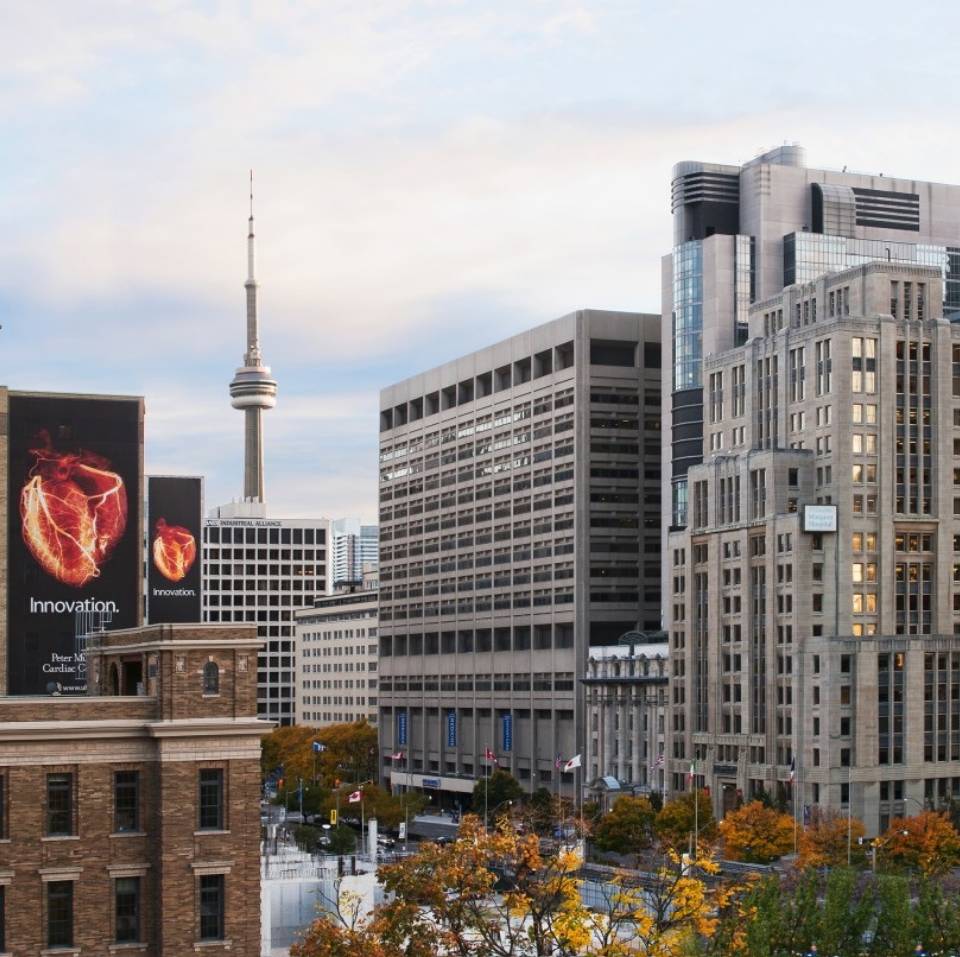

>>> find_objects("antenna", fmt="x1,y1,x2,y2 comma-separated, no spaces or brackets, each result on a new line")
249,169,254,220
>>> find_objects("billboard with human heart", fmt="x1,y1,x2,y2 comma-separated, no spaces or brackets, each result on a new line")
7,392,143,694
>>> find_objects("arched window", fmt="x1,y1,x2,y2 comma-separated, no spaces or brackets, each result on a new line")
203,661,220,695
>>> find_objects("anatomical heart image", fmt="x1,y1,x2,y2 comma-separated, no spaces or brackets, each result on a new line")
19,431,129,587
152,518,197,582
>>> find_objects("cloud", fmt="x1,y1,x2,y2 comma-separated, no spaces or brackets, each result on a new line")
6,2,960,523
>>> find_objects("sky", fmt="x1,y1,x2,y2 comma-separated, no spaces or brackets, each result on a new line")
4,0,960,522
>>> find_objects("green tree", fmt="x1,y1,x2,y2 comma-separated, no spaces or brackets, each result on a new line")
593,795,656,859
472,768,523,822
654,790,716,851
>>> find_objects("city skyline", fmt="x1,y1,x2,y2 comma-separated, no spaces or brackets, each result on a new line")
5,2,960,520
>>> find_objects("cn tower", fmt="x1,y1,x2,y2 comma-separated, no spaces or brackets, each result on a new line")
229,172,278,503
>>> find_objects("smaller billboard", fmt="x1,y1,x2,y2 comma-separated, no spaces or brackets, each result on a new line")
803,504,838,533
147,476,203,623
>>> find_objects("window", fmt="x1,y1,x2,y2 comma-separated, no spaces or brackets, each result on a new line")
203,661,220,695
0,773,5,839
199,874,225,940
115,877,141,943
47,880,74,947
46,773,73,836
199,769,224,830
114,770,140,833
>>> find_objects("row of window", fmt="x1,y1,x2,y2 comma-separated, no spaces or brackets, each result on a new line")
0,767,228,839
0,873,226,948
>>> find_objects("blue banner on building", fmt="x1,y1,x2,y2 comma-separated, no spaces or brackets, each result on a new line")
503,714,512,752
398,711,408,746
447,710,457,747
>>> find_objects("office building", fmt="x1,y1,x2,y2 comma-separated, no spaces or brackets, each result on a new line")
0,621,264,953
668,259,960,831
584,631,668,804
202,511,328,725
377,309,661,799
663,146,960,827
295,582,379,727
330,518,379,589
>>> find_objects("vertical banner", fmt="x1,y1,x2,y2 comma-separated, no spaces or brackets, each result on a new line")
7,393,143,694
447,710,457,748
502,713,513,752
147,476,203,623
398,711,408,746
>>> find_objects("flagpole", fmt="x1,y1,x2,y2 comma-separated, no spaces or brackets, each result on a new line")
485,746,490,832
693,760,698,862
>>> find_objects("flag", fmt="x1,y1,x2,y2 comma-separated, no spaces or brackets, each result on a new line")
650,753,664,771
563,754,581,773
484,747,498,764
554,753,563,769
789,757,796,783
688,760,696,784
348,789,362,803
312,741,326,753
391,751,405,761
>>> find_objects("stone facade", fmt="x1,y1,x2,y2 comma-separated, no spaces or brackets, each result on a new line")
583,635,668,801
0,622,265,955
667,261,960,832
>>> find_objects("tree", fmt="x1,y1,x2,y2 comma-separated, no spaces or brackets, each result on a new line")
593,795,656,859
261,724,321,785
472,768,523,822
654,790,716,851
797,808,866,869
878,810,960,876
314,720,378,787
291,813,731,957
719,801,794,864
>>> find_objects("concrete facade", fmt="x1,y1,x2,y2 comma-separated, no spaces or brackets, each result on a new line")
202,511,329,726
377,309,660,798
295,584,379,727
0,622,265,955
668,261,960,832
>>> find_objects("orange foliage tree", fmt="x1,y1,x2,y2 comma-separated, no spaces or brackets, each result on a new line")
719,801,794,864
797,808,866,869
878,810,960,876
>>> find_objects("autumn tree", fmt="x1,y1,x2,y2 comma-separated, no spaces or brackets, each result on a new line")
291,813,731,957
878,810,960,876
797,808,866,869
593,795,656,860
314,720,378,787
261,724,321,786
719,801,794,864
654,790,717,851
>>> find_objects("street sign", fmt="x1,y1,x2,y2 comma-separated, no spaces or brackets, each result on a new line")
330,809,338,826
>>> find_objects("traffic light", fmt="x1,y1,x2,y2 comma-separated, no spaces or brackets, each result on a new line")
278,778,285,790
330,809,338,826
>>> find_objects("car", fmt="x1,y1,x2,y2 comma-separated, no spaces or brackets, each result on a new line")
377,835,396,848
434,836,454,846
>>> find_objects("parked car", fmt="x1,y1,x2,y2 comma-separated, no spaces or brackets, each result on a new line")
377,835,396,848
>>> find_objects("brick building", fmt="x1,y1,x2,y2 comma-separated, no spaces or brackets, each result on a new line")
0,622,265,954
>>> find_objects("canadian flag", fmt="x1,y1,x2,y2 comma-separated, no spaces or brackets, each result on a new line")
484,747,498,764
391,751,405,761
348,790,362,804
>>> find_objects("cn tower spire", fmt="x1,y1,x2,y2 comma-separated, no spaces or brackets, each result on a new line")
229,170,278,503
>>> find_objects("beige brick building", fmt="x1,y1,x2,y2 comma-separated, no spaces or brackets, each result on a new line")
668,261,960,833
0,622,265,954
